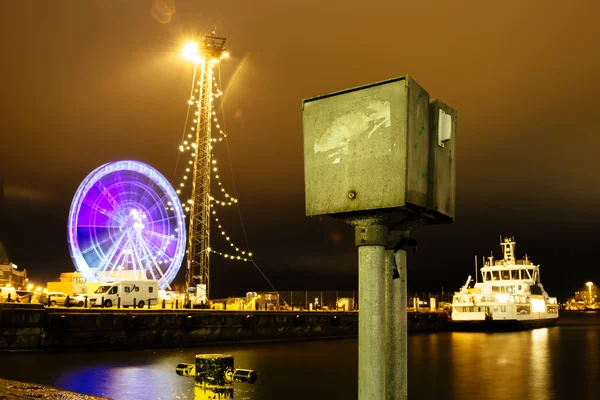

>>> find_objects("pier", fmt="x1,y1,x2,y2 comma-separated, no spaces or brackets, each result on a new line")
0,303,449,352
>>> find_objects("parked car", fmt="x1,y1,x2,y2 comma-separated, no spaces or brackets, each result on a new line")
69,294,88,307
39,291,69,306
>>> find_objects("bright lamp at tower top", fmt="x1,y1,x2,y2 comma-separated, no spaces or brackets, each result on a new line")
182,35,228,65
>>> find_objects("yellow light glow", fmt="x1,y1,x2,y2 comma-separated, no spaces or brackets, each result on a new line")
27,284,33,290
222,51,230,59
182,42,198,61
531,298,545,313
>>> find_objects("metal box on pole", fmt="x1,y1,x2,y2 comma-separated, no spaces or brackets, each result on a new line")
303,76,431,217
427,99,457,222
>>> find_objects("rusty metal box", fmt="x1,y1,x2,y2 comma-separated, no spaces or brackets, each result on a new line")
302,76,430,216
427,100,457,222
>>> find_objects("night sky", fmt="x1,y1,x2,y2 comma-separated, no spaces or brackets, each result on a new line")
1,0,599,300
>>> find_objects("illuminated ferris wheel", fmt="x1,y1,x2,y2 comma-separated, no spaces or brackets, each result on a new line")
67,160,186,289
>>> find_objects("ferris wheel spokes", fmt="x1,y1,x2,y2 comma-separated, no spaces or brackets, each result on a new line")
92,229,129,277
81,198,121,224
138,238,170,288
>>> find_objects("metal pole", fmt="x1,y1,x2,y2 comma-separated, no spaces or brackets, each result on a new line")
356,222,387,400
385,249,408,400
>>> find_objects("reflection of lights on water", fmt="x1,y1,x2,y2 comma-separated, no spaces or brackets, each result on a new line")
528,328,550,400
531,328,548,342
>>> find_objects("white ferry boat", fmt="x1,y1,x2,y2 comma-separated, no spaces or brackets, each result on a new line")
451,236,559,330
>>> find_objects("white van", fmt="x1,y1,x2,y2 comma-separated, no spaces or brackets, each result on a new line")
86,280,159,308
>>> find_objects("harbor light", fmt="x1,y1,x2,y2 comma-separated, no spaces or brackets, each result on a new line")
182,41,198,61
27,284,33,291
587,282,594,304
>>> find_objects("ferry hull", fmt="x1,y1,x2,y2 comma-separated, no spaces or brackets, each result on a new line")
450,317,558,332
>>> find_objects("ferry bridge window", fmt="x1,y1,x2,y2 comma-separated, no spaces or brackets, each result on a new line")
485,271,491,281
510,270,519,280
501,270,510,280
492,271,500,280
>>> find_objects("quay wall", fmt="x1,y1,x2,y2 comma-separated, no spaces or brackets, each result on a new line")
0,378,109,399
0,304,449,352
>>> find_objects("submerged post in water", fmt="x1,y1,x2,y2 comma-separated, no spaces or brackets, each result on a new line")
176,354,257,399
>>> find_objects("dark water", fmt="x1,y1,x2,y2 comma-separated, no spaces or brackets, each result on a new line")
1,311,599,400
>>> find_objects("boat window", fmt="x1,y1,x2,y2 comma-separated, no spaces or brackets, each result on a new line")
517,305,531,315
510,270,519,280
524,269,532,280
485,271,491,281
501,270,510,280
492,271,500,280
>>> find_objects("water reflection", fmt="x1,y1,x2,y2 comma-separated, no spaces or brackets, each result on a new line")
528,328,552,400
585,328,598,400
1,313,600,400
449,331,541,400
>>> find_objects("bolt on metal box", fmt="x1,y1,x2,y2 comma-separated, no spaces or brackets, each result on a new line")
427,99,457,223
302,76,430,217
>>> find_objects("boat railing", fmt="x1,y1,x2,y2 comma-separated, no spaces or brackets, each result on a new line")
453,294,530,304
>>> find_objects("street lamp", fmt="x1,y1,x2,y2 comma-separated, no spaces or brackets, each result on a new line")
586,282,594,305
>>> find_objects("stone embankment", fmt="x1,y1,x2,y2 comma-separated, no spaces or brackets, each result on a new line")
0,378,109,399
0,303,449,352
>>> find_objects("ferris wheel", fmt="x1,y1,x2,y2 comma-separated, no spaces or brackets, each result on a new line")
67,160,186,289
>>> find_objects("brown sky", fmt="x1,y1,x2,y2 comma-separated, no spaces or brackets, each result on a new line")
1,0,599,297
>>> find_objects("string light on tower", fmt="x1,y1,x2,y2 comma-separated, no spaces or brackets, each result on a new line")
176,33,255,303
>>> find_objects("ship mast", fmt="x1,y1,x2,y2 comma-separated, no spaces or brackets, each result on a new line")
186,33,228,303
499,235,516,265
